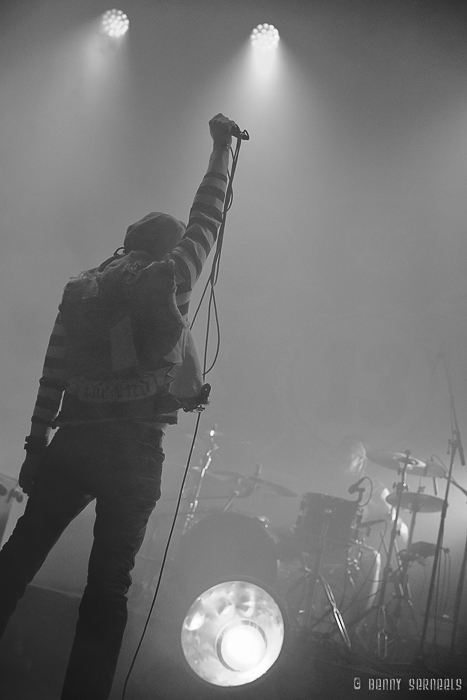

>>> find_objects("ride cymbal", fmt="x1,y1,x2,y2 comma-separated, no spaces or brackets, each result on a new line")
385,491,444,513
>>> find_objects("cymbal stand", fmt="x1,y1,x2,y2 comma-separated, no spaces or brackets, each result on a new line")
299,506,351,649
352,453,410,658
375,453,412,657
391,501,420,634
419,350,465,659
182,432,218,535
449,476,467,653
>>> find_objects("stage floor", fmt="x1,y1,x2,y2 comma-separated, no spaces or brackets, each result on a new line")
0,585,465,700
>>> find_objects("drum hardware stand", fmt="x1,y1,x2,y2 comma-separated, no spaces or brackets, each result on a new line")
299,506,352,650
304,572,352,650
386,480,427,628
352,452,412,659
390,502,420,636
345,508,365,590
448,480,467,655
182,430,218,535
419,349,464,660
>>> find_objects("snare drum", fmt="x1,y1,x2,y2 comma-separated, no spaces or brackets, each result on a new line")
294,493,359,557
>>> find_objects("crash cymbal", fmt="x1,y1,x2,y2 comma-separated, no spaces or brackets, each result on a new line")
366,450,445,478
250,477,298,498
204,470,298,497
198,468,239,482
161,495,227,501
385,491,444,513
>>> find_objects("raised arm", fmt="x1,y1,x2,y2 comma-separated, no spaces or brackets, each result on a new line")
171,113,236,316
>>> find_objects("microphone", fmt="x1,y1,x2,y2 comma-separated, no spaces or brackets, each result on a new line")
348,476,366,495
231,123,250,141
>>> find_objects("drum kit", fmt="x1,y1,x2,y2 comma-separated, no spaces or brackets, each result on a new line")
141,434,450,661
257,445,446,657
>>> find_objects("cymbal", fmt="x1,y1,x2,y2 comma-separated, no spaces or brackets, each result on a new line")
204,470,298,497
197,468,236,482
366,450,445,478
385,491,444,513
161,495,227,501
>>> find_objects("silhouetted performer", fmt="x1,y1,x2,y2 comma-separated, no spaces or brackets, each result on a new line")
0,113,235,700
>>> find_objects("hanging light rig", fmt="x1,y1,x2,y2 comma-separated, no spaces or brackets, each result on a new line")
181,578,286,687
250,23,280,51
101,9,130,38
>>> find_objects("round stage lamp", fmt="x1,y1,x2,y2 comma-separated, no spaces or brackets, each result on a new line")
250,23,280,51
101,9,129,38
181,579,286,687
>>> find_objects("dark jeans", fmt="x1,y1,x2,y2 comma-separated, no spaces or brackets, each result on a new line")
0,422,164,700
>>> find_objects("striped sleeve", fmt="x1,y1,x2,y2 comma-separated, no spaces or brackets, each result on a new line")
171,170,227,315
30,313,67,438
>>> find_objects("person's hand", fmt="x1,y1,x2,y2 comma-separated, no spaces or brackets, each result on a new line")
209,113,236,147
18,453,42,495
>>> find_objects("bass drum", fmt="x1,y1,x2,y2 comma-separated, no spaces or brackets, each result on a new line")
173,511,278,605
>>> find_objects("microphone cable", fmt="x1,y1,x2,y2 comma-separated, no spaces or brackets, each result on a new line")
121,413,201,700
190,132,244,376
121,130,247,699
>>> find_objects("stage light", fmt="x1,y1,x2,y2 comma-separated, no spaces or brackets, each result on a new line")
101,9,129,38
181,579,286,687
218,621,267,671
250,23,280,51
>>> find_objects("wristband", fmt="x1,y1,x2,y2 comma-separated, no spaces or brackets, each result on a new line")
24,435,49,455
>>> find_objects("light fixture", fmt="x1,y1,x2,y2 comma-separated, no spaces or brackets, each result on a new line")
101,9,129,38
181,578,286,687
250,23,280,51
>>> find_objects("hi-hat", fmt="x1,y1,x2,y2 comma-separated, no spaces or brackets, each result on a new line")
386,491,444,513
366,450,445,478
204,470,298,497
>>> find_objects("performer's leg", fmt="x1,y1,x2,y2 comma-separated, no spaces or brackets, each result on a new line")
0,441,92,638
61,433,163,700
